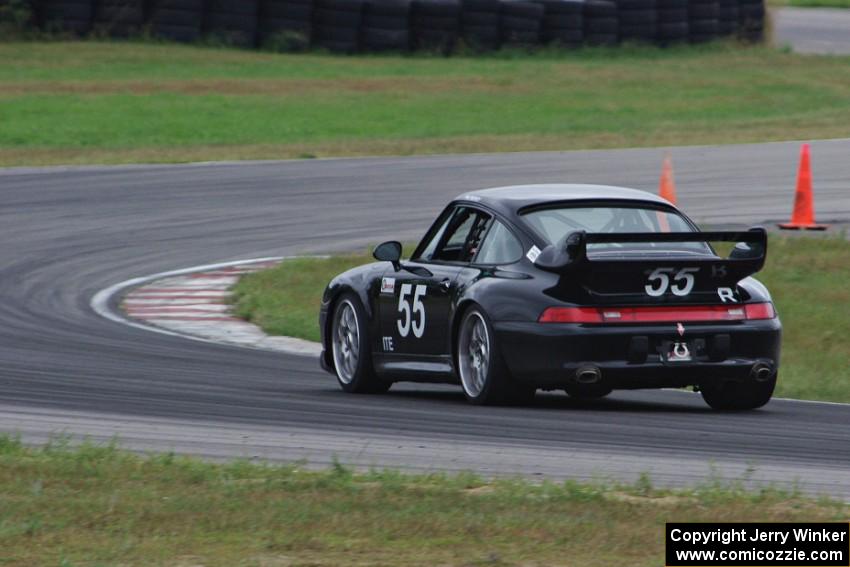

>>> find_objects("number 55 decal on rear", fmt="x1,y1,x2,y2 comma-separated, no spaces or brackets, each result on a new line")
645,267,699,297
397,283,426,338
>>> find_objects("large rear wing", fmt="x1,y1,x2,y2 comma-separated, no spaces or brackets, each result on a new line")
534,227,768,303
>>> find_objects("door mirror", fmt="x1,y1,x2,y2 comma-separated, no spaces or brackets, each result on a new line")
373,241,402,270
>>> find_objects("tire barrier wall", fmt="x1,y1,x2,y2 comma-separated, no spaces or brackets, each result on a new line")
4,0,766,51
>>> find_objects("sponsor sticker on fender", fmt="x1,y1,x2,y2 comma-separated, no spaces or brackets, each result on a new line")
381,277,396,295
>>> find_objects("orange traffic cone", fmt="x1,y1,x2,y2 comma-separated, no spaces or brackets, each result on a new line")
659,153,677,205
779,144,828,230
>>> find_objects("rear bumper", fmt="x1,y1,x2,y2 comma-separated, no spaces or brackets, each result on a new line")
493,318,781,389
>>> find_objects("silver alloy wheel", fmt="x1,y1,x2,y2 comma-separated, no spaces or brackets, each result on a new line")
332,299,360,384
458,311,490,398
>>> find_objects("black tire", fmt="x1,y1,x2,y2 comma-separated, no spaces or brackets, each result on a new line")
315,0,365,11
261,19,312,32
206,13,258,30
462,10,498,25
542,27,582,42
463,24,499,38
738,4,764,20
364,13,408,27
656,20,687,37
656,0,687,8
363,26,409,48
263,2,313,19
456,306,532,405
701,374,776,411
585,31,617,44
585,16,616,32
413,29,458,52
207,0,258,13
95,3,144,25
365,0,411,15
619,9,655,24
41,2,93,22
616,0,655,9
413,13,459,27
412,0,460,16
542,12,582,27
316,22,360,40
657,8,686,22
330,293,390,394
502,28,538,42
534,0,583,14
151,23,202,41
151,8,201,26
689,2,718,19
689,32,716,42
716,19,735,34
316,38,357,50
564,384,613,399
689,18,717,33
263,0,312,11
584,0,616,16
462,27,500,49
259,26,311,49
154,0,203,9
315,6,363,25
501,0,543,18
620,23,656,39
462,0,500,10
502,14,539,30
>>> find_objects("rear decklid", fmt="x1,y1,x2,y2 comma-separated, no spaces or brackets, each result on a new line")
534,228,767,305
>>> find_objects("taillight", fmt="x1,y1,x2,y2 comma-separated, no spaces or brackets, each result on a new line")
539,302,776,323
538,307,604,323
744,302,776,320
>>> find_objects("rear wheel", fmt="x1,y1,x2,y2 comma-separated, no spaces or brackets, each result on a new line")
331,293,390,394
457,306,534,405
700,374,776,410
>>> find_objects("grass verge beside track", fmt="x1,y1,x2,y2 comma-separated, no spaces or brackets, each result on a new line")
1,42,850,166
232,236,850,403
1,436,846,567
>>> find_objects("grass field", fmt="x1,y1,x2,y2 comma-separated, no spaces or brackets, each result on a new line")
0,436,846,567
1,41,850,166
232,235,850,403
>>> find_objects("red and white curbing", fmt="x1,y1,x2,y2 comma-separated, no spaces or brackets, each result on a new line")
92,258,322,357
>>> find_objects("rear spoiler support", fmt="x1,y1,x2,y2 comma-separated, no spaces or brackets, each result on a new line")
534,227,768,282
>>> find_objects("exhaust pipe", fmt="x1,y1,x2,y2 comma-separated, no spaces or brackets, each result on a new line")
751,362,774,382
575,366,602,384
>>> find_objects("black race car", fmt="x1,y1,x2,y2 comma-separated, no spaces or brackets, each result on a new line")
319,184,781,409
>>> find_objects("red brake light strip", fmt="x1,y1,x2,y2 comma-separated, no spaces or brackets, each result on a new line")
539,303,775,323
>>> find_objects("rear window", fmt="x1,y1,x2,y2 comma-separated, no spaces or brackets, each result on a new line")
521,206,710,254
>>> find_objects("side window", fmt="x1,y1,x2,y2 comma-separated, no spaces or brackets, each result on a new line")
417,211,453,262
475,220,523,265
418,207,491,263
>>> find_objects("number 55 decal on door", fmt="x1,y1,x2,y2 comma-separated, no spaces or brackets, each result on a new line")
397,283,426,338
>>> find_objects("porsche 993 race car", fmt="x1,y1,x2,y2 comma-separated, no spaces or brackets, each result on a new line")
319,184,781,410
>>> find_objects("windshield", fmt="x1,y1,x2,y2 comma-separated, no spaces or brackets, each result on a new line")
521,205,711,255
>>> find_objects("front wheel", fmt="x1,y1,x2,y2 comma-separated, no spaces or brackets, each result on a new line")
331,293,390,394
457,306,533,405
700,374,776,411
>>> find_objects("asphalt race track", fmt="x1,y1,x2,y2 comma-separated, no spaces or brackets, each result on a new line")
2,139,850,497
775,7,850,55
